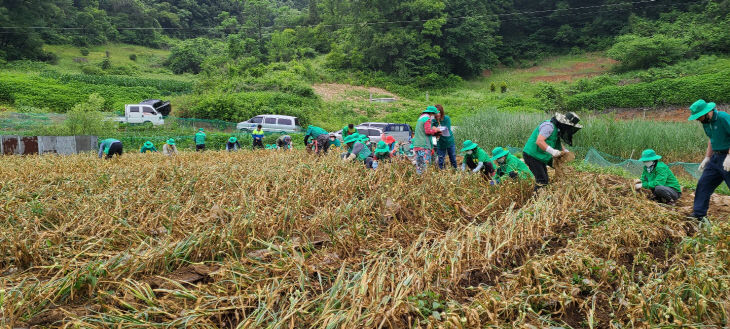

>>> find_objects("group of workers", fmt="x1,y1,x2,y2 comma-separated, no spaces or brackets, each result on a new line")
97,98,729,221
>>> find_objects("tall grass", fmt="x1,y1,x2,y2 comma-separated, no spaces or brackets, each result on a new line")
456,110,707,162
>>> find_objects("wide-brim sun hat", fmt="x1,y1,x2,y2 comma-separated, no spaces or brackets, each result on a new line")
384,136,396,144
638,149,662,162
490,147,510,162
461,140,478,153
375,141,389,153
229,137,237,143
423,106,438,114
167,138,175,145
143,141,153,148
198,128,204,131
555,112,583,128
344,134,360,144
688,99,716,121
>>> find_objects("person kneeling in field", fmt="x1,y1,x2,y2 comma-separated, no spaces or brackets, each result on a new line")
329,133,341,148
491,147,533,183
98,138,123,159
277,135,292,150
633,149,682,205
226,137,241,152
374,141,392,164
343,134,376,169
460,140,495,180
140,141,157,153
163,139,178,156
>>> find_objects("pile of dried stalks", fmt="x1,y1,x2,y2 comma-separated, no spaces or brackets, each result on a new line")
0,150,727,328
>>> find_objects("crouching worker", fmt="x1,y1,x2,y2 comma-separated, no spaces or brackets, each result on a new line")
633,149,681,204
304,125,331,155
277,135,292,150
374,141,392,163
140,141,157,153
226,137,241,152
491,147,533,183
163,139,178,156
98,138,123,159
329,133,341,148
460,140,495,180
343,134,376,169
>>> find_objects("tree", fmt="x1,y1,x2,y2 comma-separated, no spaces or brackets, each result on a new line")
607,34,689,71
166,38,224,74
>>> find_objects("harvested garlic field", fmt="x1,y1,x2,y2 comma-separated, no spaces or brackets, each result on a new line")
1,151,728,328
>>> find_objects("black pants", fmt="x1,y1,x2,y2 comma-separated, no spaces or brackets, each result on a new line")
196,144,205,152
106,142,123,159
315,135,331,154
466,160,495,178
524,153,549,191
652,186,681,204
253,139,264,149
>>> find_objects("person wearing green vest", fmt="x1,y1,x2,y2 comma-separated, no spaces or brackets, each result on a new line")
343,134,376,169
304,125,331,155
163,139,178,156
140,141,157,153
460,140,495,180
98,138,122,159
252,125,265,149
226,137,241,152
342,124,358,138
632,149,681,204
413,106,441,174
688,99,730,220
523,112,582,191
432,105,456,169
194,128,206,152
329,133,341,148
491,147,533,183
374,141,392,163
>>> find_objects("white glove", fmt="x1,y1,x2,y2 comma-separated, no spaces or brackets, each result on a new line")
634,183,642,190
699,157,710,172
546,146,562,157
724,155,730,172
633,179,641,184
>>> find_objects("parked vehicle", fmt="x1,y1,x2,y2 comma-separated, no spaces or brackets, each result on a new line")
334,126,384,143
357,122,412,142
236,115,302,133
114,104,165,126
139,99,172,117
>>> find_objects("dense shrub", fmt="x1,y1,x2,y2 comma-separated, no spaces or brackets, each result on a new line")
129,54,137,61
167,38,224,74
566,69,730,111
41,71,193,95
65,93,117,135
185,91,314,123
607,34,689,72
81,65,105,75
80,48,90,56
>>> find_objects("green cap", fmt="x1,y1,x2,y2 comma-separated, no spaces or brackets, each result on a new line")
688,99,716,121
198,128,204,131
460,140,478,153
638,149,662,162
143,141,153,148
359,135,369,143
167,138,175,145
375,140,389,153
229,137,237,143
490,147,510,162
344,134,360,144
423,106,438,114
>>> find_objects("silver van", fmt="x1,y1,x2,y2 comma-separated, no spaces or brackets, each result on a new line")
237,115,302,133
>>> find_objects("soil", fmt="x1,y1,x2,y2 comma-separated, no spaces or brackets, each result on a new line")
526,57,618,83
312,83,396,102
147,263,220,290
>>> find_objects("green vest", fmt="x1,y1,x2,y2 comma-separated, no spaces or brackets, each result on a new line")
523,120,561,164
703,110,730,151
342,126,357,137
496,154,534,182
194,132,206,145
355,142,372,160
641,161,681,192
413,115,432,150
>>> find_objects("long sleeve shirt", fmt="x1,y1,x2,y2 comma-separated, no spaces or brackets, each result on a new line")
162,144,177,156
98,138,120,158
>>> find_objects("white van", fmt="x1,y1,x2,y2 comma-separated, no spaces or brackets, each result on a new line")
236,115,302,133
114,104,165,126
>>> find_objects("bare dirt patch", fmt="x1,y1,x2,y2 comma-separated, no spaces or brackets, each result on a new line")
312,83,396,102
603,105,729,122
527,57,618,83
